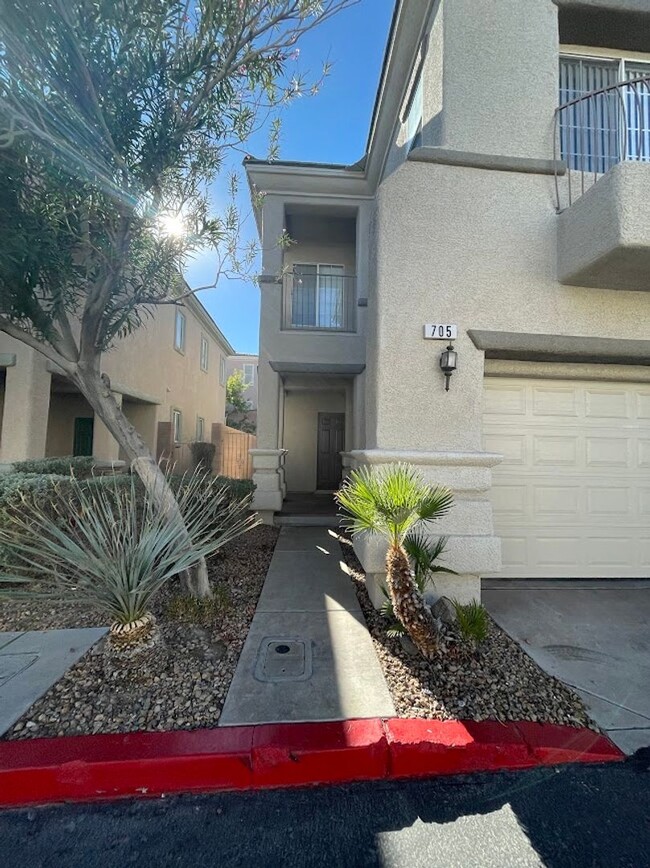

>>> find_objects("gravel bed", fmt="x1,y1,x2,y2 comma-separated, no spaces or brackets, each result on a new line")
338,536,595,730
2,525,279,740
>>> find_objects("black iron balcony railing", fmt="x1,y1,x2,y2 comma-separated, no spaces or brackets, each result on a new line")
282,269,357,332
554,74,650,208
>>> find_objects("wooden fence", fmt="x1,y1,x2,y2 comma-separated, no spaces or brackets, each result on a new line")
211,423,255,480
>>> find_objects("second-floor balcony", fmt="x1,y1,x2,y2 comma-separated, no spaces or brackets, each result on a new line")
555,71,650,292
282,267,357,333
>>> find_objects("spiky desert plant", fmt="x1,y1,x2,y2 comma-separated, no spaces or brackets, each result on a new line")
0,468,258,643
452,600,490,649
381,531,457,638
336,464,453,659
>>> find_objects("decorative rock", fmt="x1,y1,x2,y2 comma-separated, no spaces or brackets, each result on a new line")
430,596,457,626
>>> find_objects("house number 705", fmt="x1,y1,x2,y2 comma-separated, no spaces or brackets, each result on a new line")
423,323,458,340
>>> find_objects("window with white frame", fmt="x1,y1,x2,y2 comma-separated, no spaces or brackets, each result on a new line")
200,336,209,372
172,409,182,444
219,356,226,385
243,363,255,386
291,264,346,330
559,53,650,172
196,416,205,441
174,310,186,352
405,73,423,149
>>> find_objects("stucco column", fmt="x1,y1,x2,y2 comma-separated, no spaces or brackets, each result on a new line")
92,391,122,464
0,345,51,464
251,194,287,523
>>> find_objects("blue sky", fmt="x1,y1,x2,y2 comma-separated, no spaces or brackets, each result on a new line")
185,0,395,354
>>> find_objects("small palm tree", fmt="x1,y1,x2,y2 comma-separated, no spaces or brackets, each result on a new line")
336,464,454,660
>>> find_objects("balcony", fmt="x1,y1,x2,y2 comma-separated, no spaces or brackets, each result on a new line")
282,268,357,332
555,75,650,291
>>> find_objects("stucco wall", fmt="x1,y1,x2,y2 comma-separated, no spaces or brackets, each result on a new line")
45,394,93,457
282,390,346,492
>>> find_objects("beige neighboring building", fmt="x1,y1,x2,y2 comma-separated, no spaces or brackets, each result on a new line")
247,0,650,603
0,294,234,470
225,353,258,409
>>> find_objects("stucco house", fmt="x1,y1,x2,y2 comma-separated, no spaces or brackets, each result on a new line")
0,293,234,471
247,0,650,603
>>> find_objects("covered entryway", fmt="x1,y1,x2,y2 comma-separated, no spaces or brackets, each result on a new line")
483,376,650,578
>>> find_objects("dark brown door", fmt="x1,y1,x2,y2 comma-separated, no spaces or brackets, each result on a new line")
316,413,345,490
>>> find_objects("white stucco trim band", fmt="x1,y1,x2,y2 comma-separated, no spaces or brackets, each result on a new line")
409,146,566,176
348,448,502,468
469,330,650,365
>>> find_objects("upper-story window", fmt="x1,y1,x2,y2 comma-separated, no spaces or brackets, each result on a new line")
174,309,186,353
200,336,209,372
243,363,255,386
219,355,226,385
405,73,423,149
559,54,650,172
290,264,347,330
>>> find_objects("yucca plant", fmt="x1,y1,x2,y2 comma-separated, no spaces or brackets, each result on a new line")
336,464,453,659
0,468,258,645
381,532,457,638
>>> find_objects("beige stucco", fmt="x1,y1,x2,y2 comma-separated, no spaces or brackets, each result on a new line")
0,295,233,466
246,0,650,600
283,389,346,492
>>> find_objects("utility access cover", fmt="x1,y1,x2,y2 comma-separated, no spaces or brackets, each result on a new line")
255,638,312,683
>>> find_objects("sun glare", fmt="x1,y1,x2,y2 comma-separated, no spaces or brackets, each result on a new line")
158,213,186,238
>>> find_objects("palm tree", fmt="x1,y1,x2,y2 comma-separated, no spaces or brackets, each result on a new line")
336,464,454,660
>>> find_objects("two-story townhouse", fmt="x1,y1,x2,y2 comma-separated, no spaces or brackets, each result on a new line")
247,0,650,604
0,293,234,470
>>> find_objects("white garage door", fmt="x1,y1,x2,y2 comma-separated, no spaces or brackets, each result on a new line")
483,377,650,578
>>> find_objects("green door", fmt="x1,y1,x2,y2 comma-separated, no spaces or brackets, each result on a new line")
73,417,94,456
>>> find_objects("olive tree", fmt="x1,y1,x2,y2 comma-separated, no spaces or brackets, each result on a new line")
0,0,355,596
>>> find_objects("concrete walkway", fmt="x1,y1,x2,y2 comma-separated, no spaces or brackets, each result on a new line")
220,527,395,725
483,580,650,755
0,628,107,736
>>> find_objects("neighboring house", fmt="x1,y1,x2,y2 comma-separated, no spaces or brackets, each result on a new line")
0,293,234,470
246,0,650,602
225,353,258,430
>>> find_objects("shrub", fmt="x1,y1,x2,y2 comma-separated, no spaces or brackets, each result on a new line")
214,476,254,502
165,585,231,624
452,600,490,647
0,473,70,509
11,455,95,477
0,468,259,630
189,441,216,472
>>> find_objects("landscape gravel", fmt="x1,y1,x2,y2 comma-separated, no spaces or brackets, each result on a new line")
2,525,279,740
338,536,595,731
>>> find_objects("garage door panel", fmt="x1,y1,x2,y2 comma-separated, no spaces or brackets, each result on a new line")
484,377,650,579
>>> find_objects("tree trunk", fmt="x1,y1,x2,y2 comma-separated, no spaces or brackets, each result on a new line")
72,366,212,599
385,544,439,660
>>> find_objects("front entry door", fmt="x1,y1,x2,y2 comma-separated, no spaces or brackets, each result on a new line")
316,413,345,490
73,417,94,456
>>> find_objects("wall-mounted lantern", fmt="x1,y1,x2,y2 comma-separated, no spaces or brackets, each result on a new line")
439,343,458,392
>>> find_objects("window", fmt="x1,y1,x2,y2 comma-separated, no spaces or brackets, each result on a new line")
196,416,205,441
200,336,209,372
174,310,186,352
291,264,346,330
220,356,226,385
172,409,182,444
243,363,255,386
559,54,650,172
405,73,423,149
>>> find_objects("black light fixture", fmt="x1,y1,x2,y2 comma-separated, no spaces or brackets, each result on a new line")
439,343,458,392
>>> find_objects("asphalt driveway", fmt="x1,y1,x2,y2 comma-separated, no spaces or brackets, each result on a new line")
483,579,650,755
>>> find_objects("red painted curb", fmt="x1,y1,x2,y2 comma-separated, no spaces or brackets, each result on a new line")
0,719,624,808
385,719,536,778
252,719,388,788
